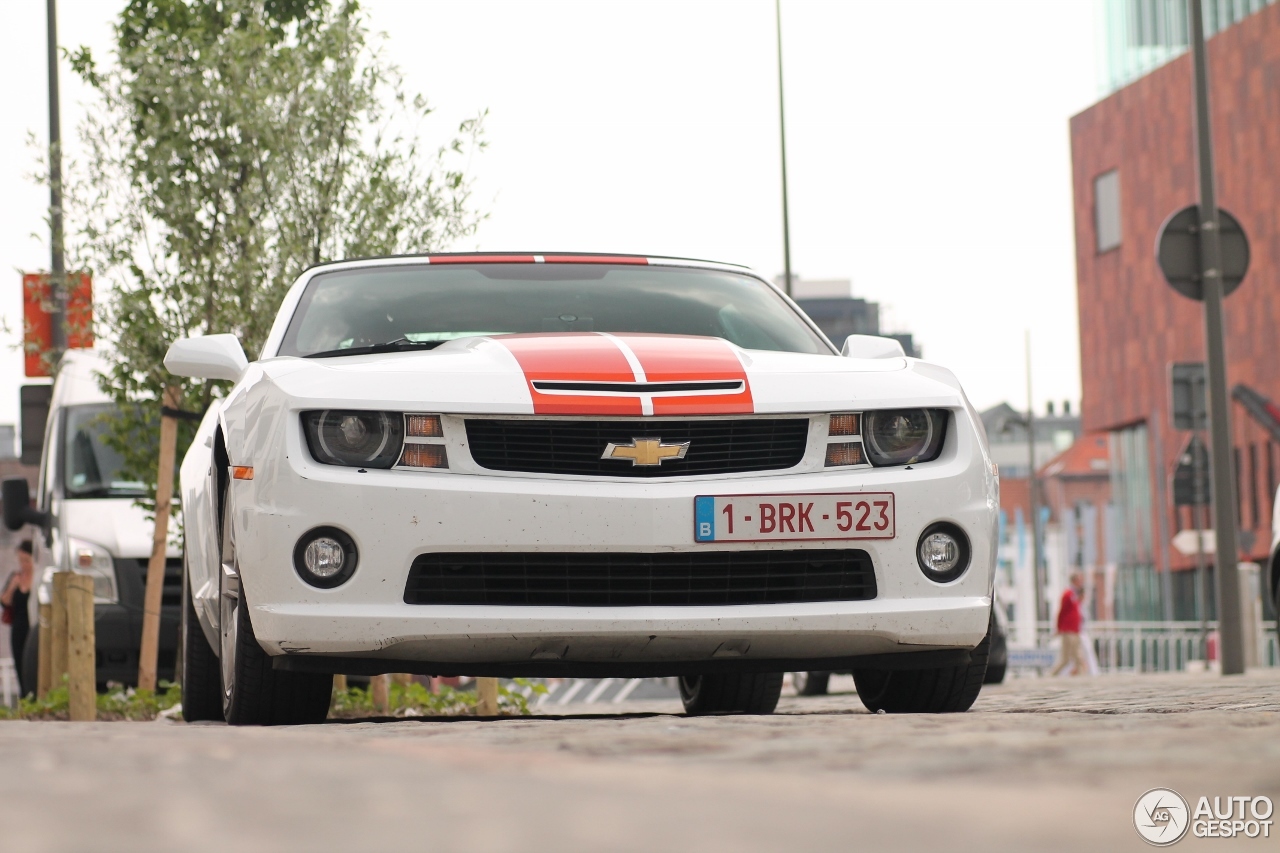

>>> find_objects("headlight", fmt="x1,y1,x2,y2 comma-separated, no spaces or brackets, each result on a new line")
862,409,947,467
302,410,404,468
66,536,118,603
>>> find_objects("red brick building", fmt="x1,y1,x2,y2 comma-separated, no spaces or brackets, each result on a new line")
1070,4,1280,619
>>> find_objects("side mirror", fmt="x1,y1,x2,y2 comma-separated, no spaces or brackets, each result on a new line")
841,335,906,360
164,334,248,382
2,477,49,532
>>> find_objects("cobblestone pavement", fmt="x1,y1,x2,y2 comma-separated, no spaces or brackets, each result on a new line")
1,670,1277,852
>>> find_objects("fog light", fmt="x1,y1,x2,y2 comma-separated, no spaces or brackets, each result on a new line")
399,444,448,468
293,527,358,588
825,442,864,467
303,538,345,578
915,523,970,583
828,413,860,436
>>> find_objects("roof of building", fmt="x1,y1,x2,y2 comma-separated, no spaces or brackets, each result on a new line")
1039,431,1110,479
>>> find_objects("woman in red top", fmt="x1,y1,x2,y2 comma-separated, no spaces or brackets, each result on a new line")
1051,572,1087,676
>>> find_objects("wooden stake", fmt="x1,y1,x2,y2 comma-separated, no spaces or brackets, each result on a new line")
50,571,69,690
476,677,499,716
332,674,347,692
370,673,389,714
66,573,95,721
138,385,181,693
36,602,51,699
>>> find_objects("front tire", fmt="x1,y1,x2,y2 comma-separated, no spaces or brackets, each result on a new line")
853,615,992,714
219,484,331,726
181,556,224,722
679,672,784,715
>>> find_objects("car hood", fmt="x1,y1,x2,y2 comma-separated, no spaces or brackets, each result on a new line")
253,333,967,415
60,498,181,560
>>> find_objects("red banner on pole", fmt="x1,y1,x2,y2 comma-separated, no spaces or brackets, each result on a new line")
23,272,93,377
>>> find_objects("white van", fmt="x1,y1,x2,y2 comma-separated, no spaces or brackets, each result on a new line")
2,350,180,689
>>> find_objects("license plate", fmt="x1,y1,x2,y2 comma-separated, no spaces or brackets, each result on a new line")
694,493,895,542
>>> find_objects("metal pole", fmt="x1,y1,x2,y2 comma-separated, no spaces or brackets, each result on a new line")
46,0,66,358
775,0,793,298
1025,331,1043,627
1193,430,1209,657
1188,0,1244,675
1151,413,1174,623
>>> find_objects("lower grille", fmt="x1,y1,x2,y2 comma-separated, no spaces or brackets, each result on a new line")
403,550,877,607
464,417,811,477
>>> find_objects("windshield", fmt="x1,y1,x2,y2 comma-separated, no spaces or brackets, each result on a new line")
277,263,832,357
62,404,146,499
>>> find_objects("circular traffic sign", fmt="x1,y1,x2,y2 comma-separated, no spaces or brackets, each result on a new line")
1156,205,1249,300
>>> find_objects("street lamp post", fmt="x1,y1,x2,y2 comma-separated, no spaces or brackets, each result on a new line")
47,0,67,358
775,0,793,298
1025,332,1044,628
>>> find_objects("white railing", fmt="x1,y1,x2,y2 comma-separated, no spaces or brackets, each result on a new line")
0,657,17,707
1023,621,1279,673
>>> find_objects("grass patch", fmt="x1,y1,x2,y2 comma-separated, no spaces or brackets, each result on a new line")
0,680,182,721
328,678,545,718
0,677,545,721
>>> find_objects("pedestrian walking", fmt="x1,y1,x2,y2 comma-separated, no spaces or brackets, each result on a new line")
1051,571,1087,676
1,540,34,695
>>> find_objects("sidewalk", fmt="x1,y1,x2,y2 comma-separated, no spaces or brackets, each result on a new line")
0,669,1275,852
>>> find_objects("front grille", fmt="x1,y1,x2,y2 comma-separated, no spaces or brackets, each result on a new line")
403,550,877,607
464,417,811,477
112,557,185,609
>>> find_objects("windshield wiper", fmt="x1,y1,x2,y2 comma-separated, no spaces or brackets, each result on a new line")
303,338,447,359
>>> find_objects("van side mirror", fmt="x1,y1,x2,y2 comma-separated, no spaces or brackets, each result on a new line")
19,384,52,466
2,477,49,532
841,334,907,360
164,334,248,382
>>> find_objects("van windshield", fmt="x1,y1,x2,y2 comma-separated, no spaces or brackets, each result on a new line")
62,404,146,499
277,263,832,357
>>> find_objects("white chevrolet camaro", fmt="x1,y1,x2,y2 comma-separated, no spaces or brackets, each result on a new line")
166,254,999,724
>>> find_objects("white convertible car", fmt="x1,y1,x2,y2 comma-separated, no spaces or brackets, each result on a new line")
167,254,998,724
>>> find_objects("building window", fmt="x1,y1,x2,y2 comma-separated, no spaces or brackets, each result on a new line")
1267,442,1275,515
1249,443,1259,529
1095,170,1122,253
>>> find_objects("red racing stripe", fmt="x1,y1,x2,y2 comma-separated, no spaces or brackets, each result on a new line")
618,334,754,415
494,332,755,416
540,255,649,265
497,333,642,415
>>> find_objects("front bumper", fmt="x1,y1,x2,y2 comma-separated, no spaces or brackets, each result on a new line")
227,409,998,675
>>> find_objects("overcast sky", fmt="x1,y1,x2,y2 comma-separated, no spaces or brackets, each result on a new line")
0,0,1098,435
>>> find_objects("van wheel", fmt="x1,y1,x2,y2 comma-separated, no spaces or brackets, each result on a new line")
180,556,223,721
853,615,992,714
679,672,784,715
219,484,331,725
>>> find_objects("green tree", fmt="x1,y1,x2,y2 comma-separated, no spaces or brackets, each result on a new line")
65,0,485,503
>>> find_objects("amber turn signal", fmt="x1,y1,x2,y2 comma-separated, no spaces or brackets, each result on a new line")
829,413,860,436
825,442,864,467
399,444,448,469
405,414,443,437
232,466,254,480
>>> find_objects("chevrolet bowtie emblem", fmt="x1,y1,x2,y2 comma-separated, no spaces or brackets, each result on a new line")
602,438,691,466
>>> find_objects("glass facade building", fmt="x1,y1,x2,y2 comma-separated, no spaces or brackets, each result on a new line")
1097,0,1277,95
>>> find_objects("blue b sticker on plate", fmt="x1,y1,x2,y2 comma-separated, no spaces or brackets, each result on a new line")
694,495,716,542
